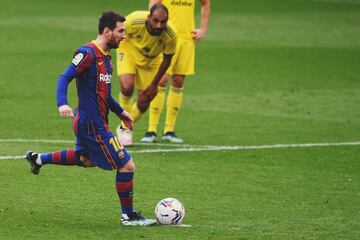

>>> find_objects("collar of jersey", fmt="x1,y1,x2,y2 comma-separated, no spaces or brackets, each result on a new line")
91,40,110,56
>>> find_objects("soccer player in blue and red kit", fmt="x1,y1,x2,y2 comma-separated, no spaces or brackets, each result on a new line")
25,11,157,226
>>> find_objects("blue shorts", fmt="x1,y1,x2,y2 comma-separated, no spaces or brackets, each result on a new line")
74,121,131,170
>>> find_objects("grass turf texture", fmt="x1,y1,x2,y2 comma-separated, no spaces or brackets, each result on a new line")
1,0,360,239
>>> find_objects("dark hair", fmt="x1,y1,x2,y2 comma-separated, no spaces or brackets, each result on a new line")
149,3,168,17
98,11,126,34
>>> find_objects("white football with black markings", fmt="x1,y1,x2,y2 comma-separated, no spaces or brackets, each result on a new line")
155,198,185,225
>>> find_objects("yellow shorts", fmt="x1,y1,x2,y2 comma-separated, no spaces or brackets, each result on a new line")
116,46,160,91
167,39,195,76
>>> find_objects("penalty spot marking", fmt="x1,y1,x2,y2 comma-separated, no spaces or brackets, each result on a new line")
168,224,192,227
0,138,359,160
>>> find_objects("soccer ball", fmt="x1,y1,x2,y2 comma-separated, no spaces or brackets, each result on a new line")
155,198,185,225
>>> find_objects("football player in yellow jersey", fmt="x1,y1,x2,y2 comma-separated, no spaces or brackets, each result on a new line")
141,0,211,144
116,4,177,146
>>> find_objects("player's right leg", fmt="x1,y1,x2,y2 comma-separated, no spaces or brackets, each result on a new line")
117,74,136,147
118,74,135,115
116,45,136,146
141,74,168,143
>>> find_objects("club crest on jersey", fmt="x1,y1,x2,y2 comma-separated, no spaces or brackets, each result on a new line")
72,53,84,65
99,73,111,84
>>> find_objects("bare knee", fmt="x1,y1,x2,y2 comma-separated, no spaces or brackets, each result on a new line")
80,155,95,167
171,75,185,88
118,159,135,173
119,74,135,96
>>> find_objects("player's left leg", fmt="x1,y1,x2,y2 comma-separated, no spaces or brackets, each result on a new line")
83,126,156,226
116,160,156,226
162,75,185,143
25,149,92,175
162,40,194,143
127,65,159,129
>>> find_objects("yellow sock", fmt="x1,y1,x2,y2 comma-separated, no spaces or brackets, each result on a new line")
130,103,143,124
164,86,183,133
119,92,134,112
119,93,134,128
148,87,166,133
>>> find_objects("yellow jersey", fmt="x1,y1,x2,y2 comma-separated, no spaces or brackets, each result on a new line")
123,11,177,66
161,0,195,41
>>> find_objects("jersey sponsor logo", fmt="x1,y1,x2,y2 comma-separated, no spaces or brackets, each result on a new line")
99,73,112,84
171,0,193,7
72,53,84,65
98,61,104,65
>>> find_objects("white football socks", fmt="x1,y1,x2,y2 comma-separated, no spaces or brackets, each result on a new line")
36,154,42,165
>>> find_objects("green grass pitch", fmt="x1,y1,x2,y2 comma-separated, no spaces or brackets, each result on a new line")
1,0,360,239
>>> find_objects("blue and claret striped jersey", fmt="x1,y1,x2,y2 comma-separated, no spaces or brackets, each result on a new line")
57,41,123,131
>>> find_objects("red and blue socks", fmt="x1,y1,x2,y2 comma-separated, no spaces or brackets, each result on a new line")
115,172,134,215
39,149,84,166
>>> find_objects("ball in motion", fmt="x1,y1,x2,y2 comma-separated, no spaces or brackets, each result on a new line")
155,198,185,225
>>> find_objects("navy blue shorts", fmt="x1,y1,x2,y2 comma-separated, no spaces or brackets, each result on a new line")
74,121,131,170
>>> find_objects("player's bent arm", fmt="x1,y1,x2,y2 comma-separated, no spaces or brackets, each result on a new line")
57,48,94,118
57,64,78,118
138,54,173,112
108,95,124,116
193,0,211,42
56,65,77,107
57,48,92,109
151,54,173,87
145,54,173,98
109,96,133,129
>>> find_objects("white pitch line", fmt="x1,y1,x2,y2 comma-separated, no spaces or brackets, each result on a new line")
0,155,25,160
0,141,359,160
0,138,193,147
0,138,74,144
129,141,360,153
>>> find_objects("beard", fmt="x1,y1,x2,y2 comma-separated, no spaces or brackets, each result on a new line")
150,28,164,36
107,39,119,49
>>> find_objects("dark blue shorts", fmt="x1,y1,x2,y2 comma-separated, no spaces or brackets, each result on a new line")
74,121,131,170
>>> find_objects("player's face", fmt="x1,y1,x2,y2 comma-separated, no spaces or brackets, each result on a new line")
147,10,168,35
107,21,126,49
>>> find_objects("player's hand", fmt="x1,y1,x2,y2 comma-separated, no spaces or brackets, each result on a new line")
58,105,74,118
192,28,207,42
119,110,133,129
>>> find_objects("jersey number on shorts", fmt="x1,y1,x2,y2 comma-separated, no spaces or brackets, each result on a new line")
109,137,124,152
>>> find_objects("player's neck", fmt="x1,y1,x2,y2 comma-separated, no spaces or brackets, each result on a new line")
94,37,110,54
